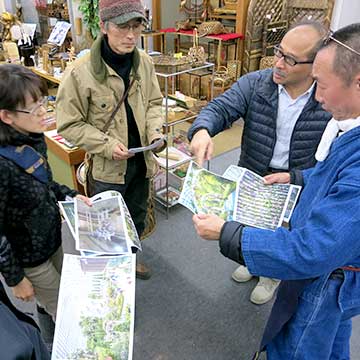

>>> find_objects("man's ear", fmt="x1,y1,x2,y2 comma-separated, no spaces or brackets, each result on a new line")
0,109,14,125
355,73,360,90
99,20,106,35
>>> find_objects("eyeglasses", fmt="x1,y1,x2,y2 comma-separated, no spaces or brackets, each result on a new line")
13,96,48,116
273,45,314,66
324,32,360,57
110,21,144,35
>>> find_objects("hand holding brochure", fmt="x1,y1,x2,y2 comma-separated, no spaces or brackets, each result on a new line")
178,162,301,230
59,190,141,255
56,192,139,360
128,137,164,154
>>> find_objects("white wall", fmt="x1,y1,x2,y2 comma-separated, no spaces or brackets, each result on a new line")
331,0,360,30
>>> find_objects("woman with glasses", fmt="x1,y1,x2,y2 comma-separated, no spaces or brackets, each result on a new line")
0,64,90,320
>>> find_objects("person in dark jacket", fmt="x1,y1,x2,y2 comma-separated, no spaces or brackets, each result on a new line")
0,64,90,320
188,21,331,304
0,280,50,360
192,23,360,360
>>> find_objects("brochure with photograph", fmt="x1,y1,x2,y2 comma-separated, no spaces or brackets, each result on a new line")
52,254,136,360
59,191,141,255
47,21,71,46
179,162,237,221
179,162,301,230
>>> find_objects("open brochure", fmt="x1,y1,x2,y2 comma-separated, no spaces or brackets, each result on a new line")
52,254,135,360
178,162,301,230
59,191,141,256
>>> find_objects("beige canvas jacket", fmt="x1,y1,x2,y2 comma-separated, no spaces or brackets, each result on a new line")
56,35,163,184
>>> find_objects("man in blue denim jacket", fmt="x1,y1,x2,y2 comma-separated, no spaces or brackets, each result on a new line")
192,23,360,359
189,21,331,305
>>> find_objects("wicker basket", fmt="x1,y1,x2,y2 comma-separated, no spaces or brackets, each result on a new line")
227,60,242,80
198,21,227,37
213,66,233,87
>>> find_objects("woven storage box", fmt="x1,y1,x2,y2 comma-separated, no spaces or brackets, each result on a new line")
227,60,242,80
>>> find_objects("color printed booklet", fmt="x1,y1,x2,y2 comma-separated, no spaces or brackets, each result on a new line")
55,191,139,360
59,190,141,256
178,162,301,230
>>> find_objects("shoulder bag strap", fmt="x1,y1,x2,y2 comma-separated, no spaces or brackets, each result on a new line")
102,77,137,134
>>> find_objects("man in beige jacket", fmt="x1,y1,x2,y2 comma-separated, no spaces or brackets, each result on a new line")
56,0,164,279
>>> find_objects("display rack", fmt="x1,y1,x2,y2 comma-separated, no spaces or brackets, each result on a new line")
154,61,215,216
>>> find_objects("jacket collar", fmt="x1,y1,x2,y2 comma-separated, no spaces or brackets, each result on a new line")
90,35,141,83
257,69,320,111
256,69,279,105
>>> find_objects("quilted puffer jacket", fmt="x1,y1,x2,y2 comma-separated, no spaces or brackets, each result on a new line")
188,69,332,175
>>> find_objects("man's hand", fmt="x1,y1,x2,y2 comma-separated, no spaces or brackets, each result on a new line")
112,143,134,161
192,213,225,240
263,172,290,185
11,277,35,302
75,194,92,206
190,129,213,166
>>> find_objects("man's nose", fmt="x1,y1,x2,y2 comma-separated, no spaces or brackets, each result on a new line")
274,55,285,68
315,88,323,104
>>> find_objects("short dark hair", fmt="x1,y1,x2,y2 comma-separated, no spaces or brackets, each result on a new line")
0,64,46,145
326,23,360,86
290,20,328,60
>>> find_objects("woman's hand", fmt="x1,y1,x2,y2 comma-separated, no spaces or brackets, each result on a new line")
75,194,92,206
11,277,35,302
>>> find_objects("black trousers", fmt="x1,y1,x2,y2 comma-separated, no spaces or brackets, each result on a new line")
88,156,149,238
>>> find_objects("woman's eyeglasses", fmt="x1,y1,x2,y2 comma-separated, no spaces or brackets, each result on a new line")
13,97,48,116
324,32,360,57
273,45,314,66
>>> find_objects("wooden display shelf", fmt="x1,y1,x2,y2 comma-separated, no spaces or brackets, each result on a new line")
31,67,62,85
160,28,244,70
45,132,85,192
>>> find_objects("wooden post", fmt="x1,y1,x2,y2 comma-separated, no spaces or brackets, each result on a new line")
235,0,251,64
152,0,161,51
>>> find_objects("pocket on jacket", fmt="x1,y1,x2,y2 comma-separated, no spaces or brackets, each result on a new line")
89,96,113,115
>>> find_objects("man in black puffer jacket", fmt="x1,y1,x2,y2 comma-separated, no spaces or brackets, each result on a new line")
188,21,332,305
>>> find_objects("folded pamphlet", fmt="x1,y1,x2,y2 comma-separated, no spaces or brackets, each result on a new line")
179,162,301,230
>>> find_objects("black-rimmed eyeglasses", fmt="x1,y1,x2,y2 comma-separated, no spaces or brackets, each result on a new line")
324,32,360,57
273,45,314,66
13,97,48,116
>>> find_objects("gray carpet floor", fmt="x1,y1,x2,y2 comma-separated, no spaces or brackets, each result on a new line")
4,147,360,359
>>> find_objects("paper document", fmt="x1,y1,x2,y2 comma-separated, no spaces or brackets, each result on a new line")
52,254,135,360
128,138,164,154
59,191,141,256
179,162,302,230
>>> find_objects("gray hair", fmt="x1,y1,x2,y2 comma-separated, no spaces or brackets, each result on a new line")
325,23,360,86
104,21,111,31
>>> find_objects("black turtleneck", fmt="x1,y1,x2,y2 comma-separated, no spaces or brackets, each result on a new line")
101,36,141,150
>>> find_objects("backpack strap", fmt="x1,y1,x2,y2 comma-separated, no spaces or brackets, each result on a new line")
0,145,49,184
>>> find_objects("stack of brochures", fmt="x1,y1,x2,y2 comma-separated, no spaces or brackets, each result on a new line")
54,191,138,360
